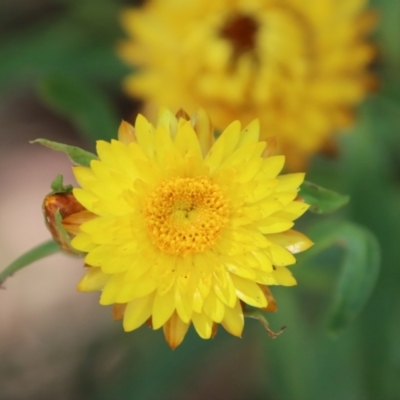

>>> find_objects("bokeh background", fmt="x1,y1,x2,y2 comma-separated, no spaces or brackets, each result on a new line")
1,0,400,399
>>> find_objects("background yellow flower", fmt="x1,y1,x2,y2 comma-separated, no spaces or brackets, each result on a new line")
120,0,376,169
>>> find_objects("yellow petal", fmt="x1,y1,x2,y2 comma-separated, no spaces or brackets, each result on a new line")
135,113,155,158
267,230,314,254
100,273,125,305
175,288,193,323
203,130,227,173
77,267,109,292
191,288,204,314
203,291,225,323
235,158,263,184
62,210,95,235
71,232,96,252
157,107,178,138
174,121,203,160
275,201,310,221
260,156,285,179
73,166,96,187
123,294,155,331
276,173,305,192
255,217,294,234
221,299,244,337
116,271,157,303
268,243,297,266
72,188,98,213
113,303,127,320
252,251,274,272
163,312,190,349
90,159,111,179
225,259,256,280
230,274,267,308
272,267,297,286
191,311,213,339
152,289,176,329
191,108,213,156
213,271,237,308
118,120,137,144
219,120,241,159
154,124,174,164
96,140,115,165
238,119,260,147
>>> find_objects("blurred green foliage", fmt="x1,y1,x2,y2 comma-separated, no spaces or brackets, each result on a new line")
1,0,400,399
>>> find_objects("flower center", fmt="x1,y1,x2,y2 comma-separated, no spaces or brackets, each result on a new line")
220,13,259,58
143,177,229,256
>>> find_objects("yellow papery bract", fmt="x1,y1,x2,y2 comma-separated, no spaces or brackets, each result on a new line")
123,294,155,331
69,111,312,347
277,173,306,192
272,267,297,286
152,290,176,329
230,274,268,308
73,166,96,187
119,0,376,169
192,311,214,339
163,312,190,349
221,299,244,337
268,230,314,254
77,267,109,292
70,233,96,252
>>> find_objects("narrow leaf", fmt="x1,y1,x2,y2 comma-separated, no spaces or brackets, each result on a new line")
327,223,380,333
31,138,96,166
0,241,60,286
304,221,381,334
37,75,119,142
299,181,350,214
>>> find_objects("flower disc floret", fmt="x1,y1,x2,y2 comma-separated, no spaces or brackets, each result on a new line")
144,176,229,256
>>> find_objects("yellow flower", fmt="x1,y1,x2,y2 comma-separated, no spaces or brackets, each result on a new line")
65,108,312,348
119,0,377,170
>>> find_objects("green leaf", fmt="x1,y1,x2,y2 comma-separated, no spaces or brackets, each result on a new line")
0,241,60,286
31,138,97,166
50,174,73,194
299,181,350,214
37,75,119,142
305,220,381,334
0,13,128,94
327,223,381,334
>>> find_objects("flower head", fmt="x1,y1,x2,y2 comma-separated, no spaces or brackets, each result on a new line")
119,0,377,169
64,109,312,348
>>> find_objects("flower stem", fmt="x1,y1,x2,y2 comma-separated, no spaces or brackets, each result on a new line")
0,240,60,286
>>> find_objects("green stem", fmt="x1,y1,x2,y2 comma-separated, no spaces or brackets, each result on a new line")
0,240,60,286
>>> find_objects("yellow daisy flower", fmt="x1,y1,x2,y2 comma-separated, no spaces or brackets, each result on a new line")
119,0,377,169
64,108,312,348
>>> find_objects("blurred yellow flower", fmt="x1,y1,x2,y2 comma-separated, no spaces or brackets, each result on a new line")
119,0,376,169
64,108,312,348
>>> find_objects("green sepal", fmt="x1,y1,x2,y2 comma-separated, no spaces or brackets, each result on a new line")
0,241,60,286
50,174,73,194
54,209,84,256
299,181,350,214
31,138,97,166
